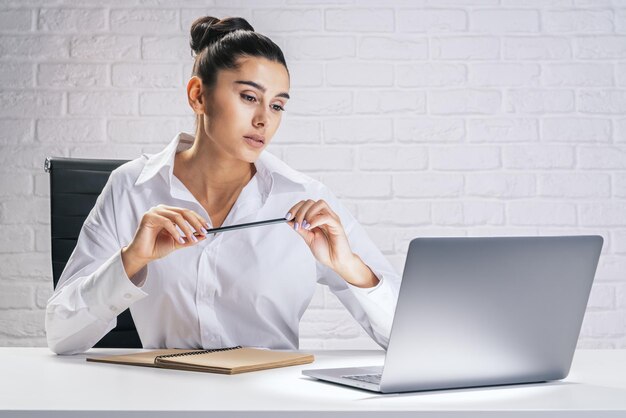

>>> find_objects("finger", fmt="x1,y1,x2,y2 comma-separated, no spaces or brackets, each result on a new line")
301,200,331,229
158,209,198,243
160,206,209,234
293,200,316,232
303,212,342,234
153,214,186,245
285,200,307,227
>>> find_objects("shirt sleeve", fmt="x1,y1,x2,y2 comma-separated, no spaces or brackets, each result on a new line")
314,185,401,350
45,172,148,355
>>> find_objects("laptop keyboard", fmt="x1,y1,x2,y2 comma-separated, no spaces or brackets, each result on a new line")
342,373,382,385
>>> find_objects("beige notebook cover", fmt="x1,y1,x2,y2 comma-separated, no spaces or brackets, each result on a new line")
86,346,314,375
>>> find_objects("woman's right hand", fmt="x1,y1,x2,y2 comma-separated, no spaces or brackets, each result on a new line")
121,205,209,278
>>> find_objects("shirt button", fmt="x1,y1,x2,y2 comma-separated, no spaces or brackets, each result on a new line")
109,305,117,312
123,293,132,299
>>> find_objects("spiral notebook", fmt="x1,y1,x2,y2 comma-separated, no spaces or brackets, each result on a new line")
86,346,314,375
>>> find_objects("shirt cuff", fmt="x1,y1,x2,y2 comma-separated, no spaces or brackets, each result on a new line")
80,249,149,321
345,270,396,336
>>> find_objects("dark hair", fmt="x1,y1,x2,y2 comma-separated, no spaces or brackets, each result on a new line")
189,16,289,91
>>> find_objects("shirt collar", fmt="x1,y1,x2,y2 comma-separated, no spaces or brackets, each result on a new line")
134,132,310,194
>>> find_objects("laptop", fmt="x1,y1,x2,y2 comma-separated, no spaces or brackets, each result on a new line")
302,235,604,393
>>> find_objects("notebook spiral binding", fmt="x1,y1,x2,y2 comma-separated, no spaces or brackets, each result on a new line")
155,346,243,360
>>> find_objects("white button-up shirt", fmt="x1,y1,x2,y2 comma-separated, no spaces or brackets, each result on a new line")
45,132,400,355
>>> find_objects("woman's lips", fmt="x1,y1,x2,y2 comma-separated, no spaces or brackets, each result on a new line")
244,135,264,149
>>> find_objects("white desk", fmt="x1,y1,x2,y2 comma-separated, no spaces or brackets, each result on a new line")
0,348,625,417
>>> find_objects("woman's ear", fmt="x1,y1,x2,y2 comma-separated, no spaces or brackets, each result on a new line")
187,76,205,115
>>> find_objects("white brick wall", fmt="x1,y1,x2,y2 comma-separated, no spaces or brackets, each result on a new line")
1,0,625,350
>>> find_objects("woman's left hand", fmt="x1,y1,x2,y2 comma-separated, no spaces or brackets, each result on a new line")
285,199,354,271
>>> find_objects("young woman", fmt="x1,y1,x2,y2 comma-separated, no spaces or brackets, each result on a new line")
45,16,400,355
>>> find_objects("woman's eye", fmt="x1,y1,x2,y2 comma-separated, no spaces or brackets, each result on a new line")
241,94,256,102
272,104,285,112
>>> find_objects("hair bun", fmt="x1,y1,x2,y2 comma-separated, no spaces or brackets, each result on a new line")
190,16,255,55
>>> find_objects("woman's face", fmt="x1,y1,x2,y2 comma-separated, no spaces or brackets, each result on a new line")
199,56,290,162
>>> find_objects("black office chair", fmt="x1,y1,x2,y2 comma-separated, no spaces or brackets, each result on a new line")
45,157,142,348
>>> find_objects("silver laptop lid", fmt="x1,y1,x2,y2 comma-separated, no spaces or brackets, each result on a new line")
381,235,603,393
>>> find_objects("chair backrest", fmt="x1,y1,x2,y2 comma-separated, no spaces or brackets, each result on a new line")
45,157,142,348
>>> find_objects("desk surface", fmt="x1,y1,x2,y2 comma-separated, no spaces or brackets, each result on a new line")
0,348,625,417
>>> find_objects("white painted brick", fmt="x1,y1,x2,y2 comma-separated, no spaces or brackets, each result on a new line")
0,309,45,338
323,118,392,144
503,145,574,169
576,36,626,59
69,91,136,116
580,311,626,337
284,36,355,60
0,145,67,171
587,284,615,310
467,118,538,143
0,35,68,59
429,89,501,115
397,9,467,33
596,255,626,281
0,63,33,88
0,91,62,117
253,9,322,32
433,0,499,4
506,90,574,113
0,9,32,31
0,225,34,253
110,9,179,33
503,37,571,60
544,9,614,33
543,64,614,87
359,37,428,60
359,146,428,171
508,201,577,226
393,172,464,198
107,118,178,143
538,173,611,198
112,63,181,88
0,173,33,196
34,173,49,198
618,8,626,33
289,62,323,87
432,36,500,60
0,282,35,309
453,172,519,203
430,145,501,170
283,146,353,171
355,90,426,114
395,118,465,143
362,226,395,253
611,229,626,253
0,252,50,278
578,146,626,169
355,200,430,226
37,63,107,88
36,284,52,309
618,284,626,309
38,8,105,32
68,144,145,160
542,118,611,143
432,201,463,225
579,202,626,227
397,63,466,87
617,119,626,142
326,62,393,87
468,63,540,87
139,91,189,116
321,173,391,198
578,90,626,114
0,198,48,224
272,118,321,144
288,90,351,116
325,8,394,32
617,63,626,87
463,201,505,225
35,229,50,253
142,36,190,60
470,9,540,33
615,173,626,198
71,35,140,60
37,118,104,143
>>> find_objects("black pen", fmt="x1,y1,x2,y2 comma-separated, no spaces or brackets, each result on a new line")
191,217,289,237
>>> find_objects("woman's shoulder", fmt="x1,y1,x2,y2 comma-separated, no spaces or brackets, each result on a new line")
107,155,150,189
